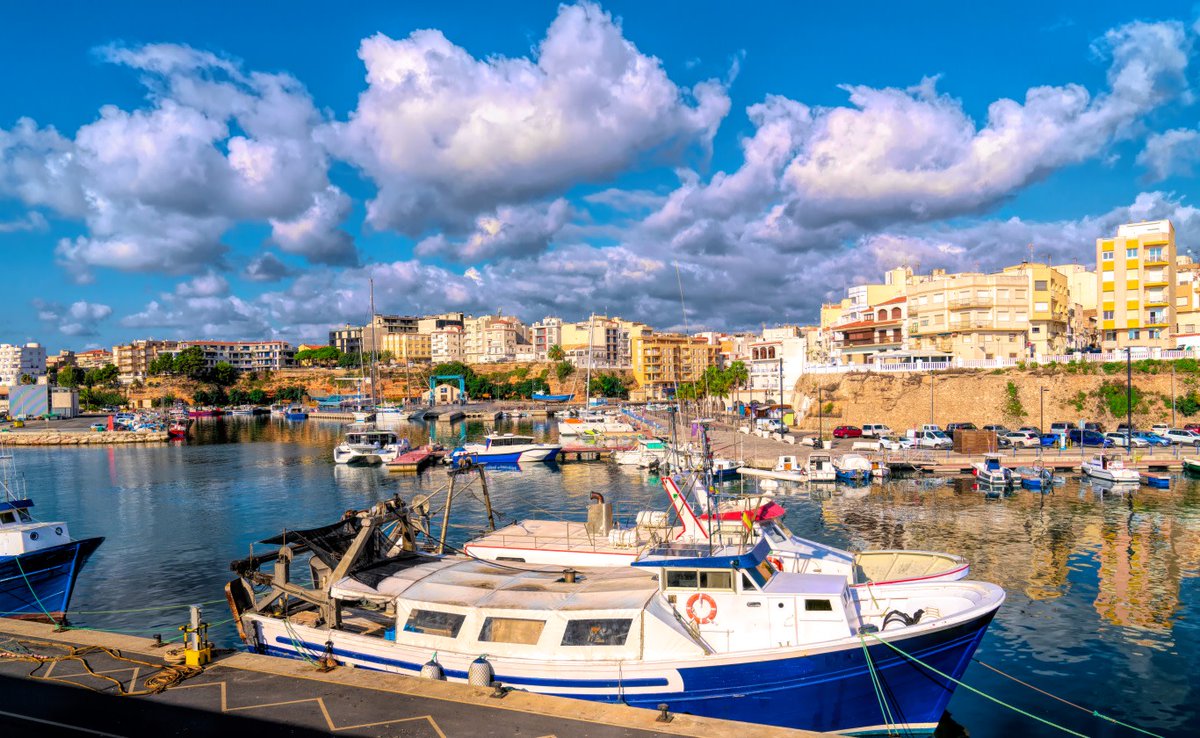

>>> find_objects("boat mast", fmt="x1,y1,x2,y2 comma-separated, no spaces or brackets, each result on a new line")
368,278,377,408
585,312,594,406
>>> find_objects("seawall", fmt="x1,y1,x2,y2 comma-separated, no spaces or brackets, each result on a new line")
1,430,169,445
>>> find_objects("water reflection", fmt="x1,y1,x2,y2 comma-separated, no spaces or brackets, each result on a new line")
6,417,1199,737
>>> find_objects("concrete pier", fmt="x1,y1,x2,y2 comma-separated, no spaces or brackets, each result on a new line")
0,619,831,738
0,429,169,445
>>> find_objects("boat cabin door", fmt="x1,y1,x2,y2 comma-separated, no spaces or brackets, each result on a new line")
768,597,798,647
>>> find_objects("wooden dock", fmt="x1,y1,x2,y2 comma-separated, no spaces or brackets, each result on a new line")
385,447,445,473
558,444,631,462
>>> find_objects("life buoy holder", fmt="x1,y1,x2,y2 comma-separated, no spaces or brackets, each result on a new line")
767,556,784,571
686,593,718,624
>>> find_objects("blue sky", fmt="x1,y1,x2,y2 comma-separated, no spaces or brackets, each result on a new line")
2,1,1199,351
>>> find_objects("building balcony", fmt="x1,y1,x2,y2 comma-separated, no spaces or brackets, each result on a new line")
949,296,993,309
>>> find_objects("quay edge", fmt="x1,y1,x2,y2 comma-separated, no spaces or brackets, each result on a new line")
0,618,835,738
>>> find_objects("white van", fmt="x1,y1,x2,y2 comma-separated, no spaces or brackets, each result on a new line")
861,423,892,438
912,429,952,449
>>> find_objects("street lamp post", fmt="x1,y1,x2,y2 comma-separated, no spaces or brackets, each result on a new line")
1172,363,1176,428
1126,347,1133,453
928,370,934,426
1040,387,1047,436
818,383,824,448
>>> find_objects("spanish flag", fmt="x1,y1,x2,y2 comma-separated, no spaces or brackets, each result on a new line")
741,510,754,533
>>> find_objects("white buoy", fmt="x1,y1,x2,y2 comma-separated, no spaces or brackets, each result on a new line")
468,655,494,686
420,655,445,680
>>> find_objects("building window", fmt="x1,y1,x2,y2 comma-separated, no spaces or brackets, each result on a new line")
1126,248,1138,259
1032,326,1040,333
1148,328,1163,339
997,289,1009,299
1104,330,1117,342
1102,250,1114,261
1128,329,1140,340
1034,302,1049,312
1102,310,1114,320
1034,280,1048,291
1147,247,1164,261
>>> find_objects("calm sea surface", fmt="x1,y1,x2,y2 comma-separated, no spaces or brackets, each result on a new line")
10,417,1199,737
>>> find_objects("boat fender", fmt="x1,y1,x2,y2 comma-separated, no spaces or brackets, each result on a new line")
881,608,925,630
420,654,445,680
686,593,718,624
468,655,494,686
767,556,784,572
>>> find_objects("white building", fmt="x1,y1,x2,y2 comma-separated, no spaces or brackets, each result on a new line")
531,317,563,361
747,335,808,407
0,342,47,387
431,326,464,363
176,341,294,371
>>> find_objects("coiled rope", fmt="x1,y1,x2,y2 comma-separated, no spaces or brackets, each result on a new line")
0,637,203,696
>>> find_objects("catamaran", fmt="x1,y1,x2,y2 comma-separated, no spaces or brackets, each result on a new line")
227,497,1003,737
333,426,411,465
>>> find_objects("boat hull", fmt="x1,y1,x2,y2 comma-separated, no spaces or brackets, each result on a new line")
285,412,308,420
0,537,104,622
459,445,562,464
251,606,996,736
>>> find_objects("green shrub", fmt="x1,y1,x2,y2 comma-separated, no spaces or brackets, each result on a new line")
1096,381,1141,417
1003,381,1026,420
1101,362,1122,375
1069,390,1088,412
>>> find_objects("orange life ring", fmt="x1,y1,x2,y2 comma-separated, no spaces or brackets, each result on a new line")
767,556,784,571
686,593,718,624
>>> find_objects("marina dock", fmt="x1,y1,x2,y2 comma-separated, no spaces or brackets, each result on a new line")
558,444,629,462
386,447,445,473
0,619,830,738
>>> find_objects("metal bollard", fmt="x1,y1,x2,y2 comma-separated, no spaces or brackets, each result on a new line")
656,703,673,723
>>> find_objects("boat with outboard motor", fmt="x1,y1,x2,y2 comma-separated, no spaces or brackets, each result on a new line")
972,454,1013,487
1081,454,1140,483
834,454,873,484
0,449,103,622
228,496,1003,737
451,434,561,465
614,438,669,467
333,426,411,465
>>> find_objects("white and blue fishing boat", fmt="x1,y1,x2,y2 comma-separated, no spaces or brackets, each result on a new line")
228,499,1004,737
451,434,561,465
972,454,1012,488
532,392,574,403
284,405,309,420
0,450,103,622
834,454,873,485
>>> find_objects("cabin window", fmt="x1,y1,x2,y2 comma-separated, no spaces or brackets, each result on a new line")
699,571,733,591
804,599,833,612
17,509,31,523
741,572,758,591
402,609,466,638
479,617,545,645
665,570,698,589
561,618,632,646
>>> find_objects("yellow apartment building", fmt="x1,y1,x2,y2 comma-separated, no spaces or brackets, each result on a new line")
1096,220,1175,350
1000,263,1069,356
630,333,721,400
380,332,432,364
907,271,1032,361
1175,257,1200,335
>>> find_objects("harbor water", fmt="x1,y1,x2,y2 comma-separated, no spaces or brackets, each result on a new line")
10,417,1199,737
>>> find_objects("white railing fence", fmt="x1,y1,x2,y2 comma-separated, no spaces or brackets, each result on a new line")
802,346,1200,376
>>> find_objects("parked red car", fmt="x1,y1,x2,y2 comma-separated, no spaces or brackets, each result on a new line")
832,425,862,439
1185,423,1200,433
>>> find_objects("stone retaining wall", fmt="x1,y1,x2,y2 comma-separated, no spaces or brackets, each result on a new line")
1,431,169,445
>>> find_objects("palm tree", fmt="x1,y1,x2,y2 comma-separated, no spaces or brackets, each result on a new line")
547,344,565,361
725,361,749,417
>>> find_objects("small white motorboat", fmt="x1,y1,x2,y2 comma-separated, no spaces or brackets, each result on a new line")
972,453,1012,487
805,452,837,482
1080,454,1140,483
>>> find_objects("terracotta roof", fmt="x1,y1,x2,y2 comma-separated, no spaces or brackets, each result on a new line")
875,295,908,306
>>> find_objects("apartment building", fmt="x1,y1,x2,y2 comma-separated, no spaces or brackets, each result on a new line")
47,350,75,371
1096,220,1175,351
747,332,807,405
177,341,295,371
416,312,465,335
0,342,46,387
113,339,179,383
830,296,907,365
462,315,530,363
1000,263,1069,356
329,325,362,354
907,271,1031,361
430,325,464,363
380,332,432,364
75,349,113,369
1175,258,1200,336
557,315,647,369
630,333,721,400
360,314,419,354
530,317,563,360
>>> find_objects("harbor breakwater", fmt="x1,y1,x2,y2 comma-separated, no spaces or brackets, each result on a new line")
1,430,169,445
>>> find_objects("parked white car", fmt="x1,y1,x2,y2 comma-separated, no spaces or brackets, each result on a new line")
1162,428,1200,446
1105,432,1149,448
861,423,892,438
1150,424,1170,436
1003,431,1040,448
911,429,952,449
878,435,915,451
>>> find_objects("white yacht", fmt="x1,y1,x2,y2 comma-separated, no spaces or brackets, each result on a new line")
452,434,562,465
614,438,669,467
333,426,411,465
1081,454,1140,483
